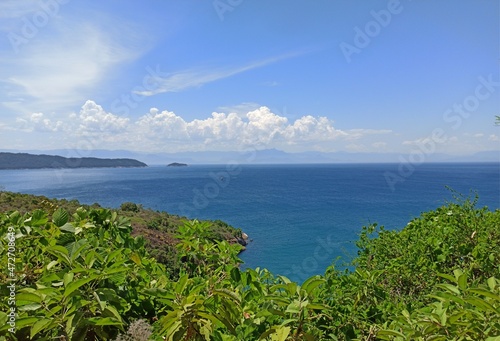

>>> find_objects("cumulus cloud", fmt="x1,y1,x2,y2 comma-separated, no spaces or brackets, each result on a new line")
16,112,63,132
8,100,395,153
131,106,355,151
77,100,130,134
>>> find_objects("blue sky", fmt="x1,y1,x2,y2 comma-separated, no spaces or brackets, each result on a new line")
0,0,498,156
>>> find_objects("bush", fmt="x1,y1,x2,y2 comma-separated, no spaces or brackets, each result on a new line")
120,202,141,212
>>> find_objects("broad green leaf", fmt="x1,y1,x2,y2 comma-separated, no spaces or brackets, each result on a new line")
85,317,123,326
280,318,297,326
436,283,460,295
30,210,49,227
103,266,129,276
130,252,141,265
277,275,291,284
59,222,76,233
93,292,107,311
457,273,467,291
30,318,53,339
469,288,500,301
0,312,7,327
64,272,74,287
12,317,39,328
453,269,464,281
103,305,123,323
437,273,457,283
66,239,89,262
448,311,466,324
175,274,189,294
376,329,406,339
144,288,175,300
307,303,329,311
230,267,241,283
47,260,59,270
285,301,301,314
440,309,447,326
16,292,42,303
429,292,465,306
18,303,42,311
273,326,291,341
487,277,497,291
53,208,69,227
214,288,241,303
465,296,497,312
46,245,71,265
301,276,325,295
64,276,97,298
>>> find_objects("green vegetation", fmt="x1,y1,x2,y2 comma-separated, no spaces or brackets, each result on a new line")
0,152,147,169
0,191,499,340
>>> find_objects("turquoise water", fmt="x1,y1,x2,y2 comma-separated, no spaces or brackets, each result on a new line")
1,163,499,282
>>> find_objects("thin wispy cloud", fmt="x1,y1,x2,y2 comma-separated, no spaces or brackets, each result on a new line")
0,20,149,112
134,50,313,96
0,0,40,19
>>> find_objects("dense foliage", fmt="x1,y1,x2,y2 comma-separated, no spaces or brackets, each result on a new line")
0,192,243,280
0,193,498,340
0,152,147,169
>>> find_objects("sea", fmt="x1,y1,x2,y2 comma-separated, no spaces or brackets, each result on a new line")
1,163,499,282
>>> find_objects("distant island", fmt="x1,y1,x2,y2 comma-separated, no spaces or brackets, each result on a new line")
167,162,188,167
0,152,147,169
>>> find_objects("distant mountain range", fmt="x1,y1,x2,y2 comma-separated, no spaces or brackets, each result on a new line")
0,152,147,169
0,149,498,165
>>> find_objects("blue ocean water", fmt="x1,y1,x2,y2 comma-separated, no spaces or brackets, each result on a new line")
1,163,499,282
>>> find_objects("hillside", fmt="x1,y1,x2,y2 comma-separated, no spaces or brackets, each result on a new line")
0,191,244,279
0,152,147,169
0,192,498,340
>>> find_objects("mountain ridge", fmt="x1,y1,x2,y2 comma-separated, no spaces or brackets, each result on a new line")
0,149,498,165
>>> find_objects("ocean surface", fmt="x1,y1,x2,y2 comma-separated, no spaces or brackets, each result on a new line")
1,163,499,282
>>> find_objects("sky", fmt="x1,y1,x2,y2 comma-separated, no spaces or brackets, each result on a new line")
0,0,499,157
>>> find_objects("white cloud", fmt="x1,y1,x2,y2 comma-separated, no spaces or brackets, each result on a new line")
345,128,392,140
372,142,387,149
136,108,189,140
15,112,63,132
345,143,366,152
402,132,500,155
6,100,397,153
77,100,130,134
134,51,310,96
0,13,147,114
216,102,262,118
129,105,390,152
0,0,40,19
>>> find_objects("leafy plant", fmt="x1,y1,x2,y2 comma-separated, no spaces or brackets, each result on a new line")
0,193,498,340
